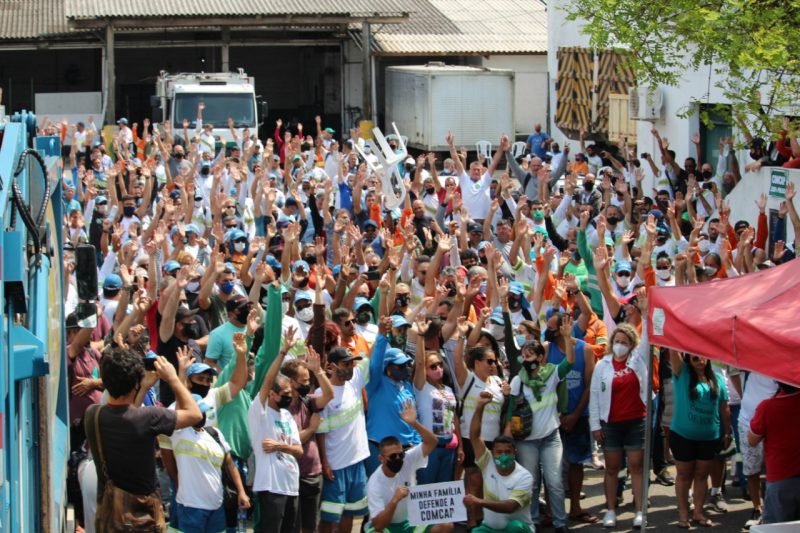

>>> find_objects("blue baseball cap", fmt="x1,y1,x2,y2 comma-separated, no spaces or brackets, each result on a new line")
164,260,181,273
353,296,371,312
184,224,201,235
391,314,410,329
509,281,525,296
489,306,504,325
292,260,310,274
294,290,313,303
615,261,633,274
186,362,218,378
103,274,122,290
265,255,282,270
477,241,490,251
383,348,413,369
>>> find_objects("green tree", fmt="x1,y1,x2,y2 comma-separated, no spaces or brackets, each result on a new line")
563,0,800,138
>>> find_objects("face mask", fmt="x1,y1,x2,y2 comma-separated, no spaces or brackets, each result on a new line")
183,323,200,339
388,365,410,382
701,170,712,180
123,206,136,217
532,210,544,222
200,165,211,176
395,295,409,308
190,382,210,397
445,283,457,298
426,366,444,382
522,359,538,373
607,216,620,226
493,453,515,471
281,301,290,315
304,255,317,265
276,394,292,409
390,332,407,349
426,187,435,195
356,311,371,325
612,343,629,358
233,242,246,253
656,268,672,280
297,277,309,288
543,329,557,342
296,306,313,323
235,306,250,324
479,281,487,295
705,266,718,277
335,366,354,381
220,281,236,295
616,274,630,289
508,297,522,310
295,384,311,398
186,281,200,293
96,205,107,215
698,240,711,254
385,456,404,474
583,181,594,192
479,255,488,265
488,324,504,340
515,334,528,347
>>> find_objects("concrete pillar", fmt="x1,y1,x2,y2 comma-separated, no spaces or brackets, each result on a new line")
105,24,115,125
221,28,230,72
361,22,371,119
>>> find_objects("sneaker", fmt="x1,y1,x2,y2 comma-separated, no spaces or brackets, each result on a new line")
633,512,643,529
654,469,675,486
708,492,729,513
744,509,762,530
602,510,617,528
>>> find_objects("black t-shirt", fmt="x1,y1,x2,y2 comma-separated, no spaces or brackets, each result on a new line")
156,335,202,407
88,404,177,496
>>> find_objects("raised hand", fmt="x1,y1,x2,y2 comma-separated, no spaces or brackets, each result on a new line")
306,345,322,373
233,332,248,357
399,399,418,426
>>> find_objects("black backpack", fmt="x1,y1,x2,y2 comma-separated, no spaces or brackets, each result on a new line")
506,381,533,440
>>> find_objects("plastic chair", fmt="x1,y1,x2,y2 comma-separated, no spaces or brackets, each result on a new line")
385,134,409,147
511,141,527,160
354,122,408,209
476,140,492,162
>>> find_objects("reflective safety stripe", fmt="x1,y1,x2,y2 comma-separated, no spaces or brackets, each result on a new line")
172,438,225,469
460,398,503,414
528,392,558,412
317,397,364,434
289,339,306,359
157,434,172,450
321,501,345,515
344,496,368,511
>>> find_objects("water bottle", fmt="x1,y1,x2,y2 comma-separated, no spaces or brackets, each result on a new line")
236,507,247,533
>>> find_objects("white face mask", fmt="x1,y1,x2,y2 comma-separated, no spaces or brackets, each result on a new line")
698,239,711,254
655,268,672,280
233,242,246,253
186,281,200,293
612,343,629,358
281,301,290,315
296,306,313,323
488,324,504,340
616,274,631,288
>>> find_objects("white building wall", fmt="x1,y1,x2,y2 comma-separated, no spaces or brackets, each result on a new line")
480,54,548,139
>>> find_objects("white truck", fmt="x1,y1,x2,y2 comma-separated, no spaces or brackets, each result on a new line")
152,69,265,150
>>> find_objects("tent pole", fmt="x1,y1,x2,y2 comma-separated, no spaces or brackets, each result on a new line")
641,346,656,527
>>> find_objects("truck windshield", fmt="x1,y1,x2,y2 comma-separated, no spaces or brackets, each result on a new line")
173,93,255,129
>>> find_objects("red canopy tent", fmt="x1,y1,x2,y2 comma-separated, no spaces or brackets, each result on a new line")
648,259,800,388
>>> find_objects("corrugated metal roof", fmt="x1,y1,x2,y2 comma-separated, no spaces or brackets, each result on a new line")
372,0,547,54
0,0,71,39
64,0,412,19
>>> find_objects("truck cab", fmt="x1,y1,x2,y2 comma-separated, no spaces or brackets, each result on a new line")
153,69,264,150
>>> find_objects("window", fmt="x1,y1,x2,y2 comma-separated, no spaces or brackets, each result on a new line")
173,93,255,129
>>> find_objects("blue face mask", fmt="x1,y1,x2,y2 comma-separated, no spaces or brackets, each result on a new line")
220,280,236,295
515,334,528,348
479,281,487,295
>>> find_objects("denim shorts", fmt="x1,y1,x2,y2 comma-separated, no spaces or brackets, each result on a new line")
600,418,646,452
560,416,592,464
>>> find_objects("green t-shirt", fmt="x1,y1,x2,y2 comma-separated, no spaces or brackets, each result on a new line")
563,260,588,290
670,367,728,441
206,320,246,370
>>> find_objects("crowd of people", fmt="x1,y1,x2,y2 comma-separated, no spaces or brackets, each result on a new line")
56,107,800,533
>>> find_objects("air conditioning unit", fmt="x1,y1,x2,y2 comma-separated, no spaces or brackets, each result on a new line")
628,86,664,120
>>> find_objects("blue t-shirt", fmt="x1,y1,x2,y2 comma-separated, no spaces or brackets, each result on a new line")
547,338,587,416
670,368,728,441
527,132,550,159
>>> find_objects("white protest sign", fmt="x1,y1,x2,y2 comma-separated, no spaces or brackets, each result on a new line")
407,480,466,526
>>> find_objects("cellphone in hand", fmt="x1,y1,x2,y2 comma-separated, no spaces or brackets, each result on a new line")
366,269,381,281
144,357,157,371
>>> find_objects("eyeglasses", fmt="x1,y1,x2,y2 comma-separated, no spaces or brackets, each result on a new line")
616,272,631,277
385,452,405,461
428,362,443,370
342,319,355,326
225,225,237,229
483,359,497,365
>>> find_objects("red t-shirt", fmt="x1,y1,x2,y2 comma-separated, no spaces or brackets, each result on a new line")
750,391,800,482
608,357,646,423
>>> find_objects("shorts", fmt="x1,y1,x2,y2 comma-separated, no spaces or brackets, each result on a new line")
560,416,592,464
600,418,646,452
299,475,322,531
763,476,800,524
461,438,494,469
173,502,226,533
365,520,432,533
320,461,368,523
669,430,720,462
739,419,765,476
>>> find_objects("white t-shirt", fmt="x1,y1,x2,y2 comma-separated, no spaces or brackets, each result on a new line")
165,427,230,510
160,385,232,434
248,399,301,495
476,449,533,530
415,383,457,437
458,171,492,220
366,444,428,524
315,358,371,470
509,372,560,441
739,371,778,425
355,322,379,347
459,372,504,442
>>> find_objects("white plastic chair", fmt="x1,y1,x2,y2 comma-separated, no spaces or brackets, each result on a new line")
385,134,409,147
511,141,526,160
354,122,408,209
476,140,492,162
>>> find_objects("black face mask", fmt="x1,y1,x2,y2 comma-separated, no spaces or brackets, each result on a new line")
276,395,292,409
583,181,594,192
183,322,200,339
304,255,317,265
395,295,409,308
445,282,457,298
388,365,410,382
479,255,488,265
426,187,435,195
701,170,712,180
544,329,557,342
190,382,210,397
296,384,311,398
385,456,404,473
356,311,371,325
200,166,210,176
572,250,581,262
174,153,184,159
235,306,250,324
508,297,522,310
297,277,309,288
335,366,354,381
522,360,539,373
607,216,620,226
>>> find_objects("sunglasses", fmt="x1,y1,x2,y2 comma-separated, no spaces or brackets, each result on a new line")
483,358,497,365
342,319,355,326
428,362,443,370
385,452,405,461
